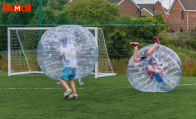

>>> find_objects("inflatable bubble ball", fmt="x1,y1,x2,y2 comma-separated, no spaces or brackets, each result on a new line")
37,25,98,80
127,44,182,92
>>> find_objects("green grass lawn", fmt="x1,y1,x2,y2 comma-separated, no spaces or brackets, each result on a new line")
0,73,196,119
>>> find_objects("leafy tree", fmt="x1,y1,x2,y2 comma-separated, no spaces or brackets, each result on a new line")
47,0,69,10
0,0,39,25
30,7,70,25
154,13,167,32
107,29,131,59
111,15,132,24
154,13,165,24
30,0,70,25
0,26,7,51
65,0,120,25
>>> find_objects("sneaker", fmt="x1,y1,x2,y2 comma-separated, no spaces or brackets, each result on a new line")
65,93,78,100
153,36,160,44
72,94,78,99
130,42,139,47
79,80,84,86
64,89,73,98
66,93,73,99
56,81,61,85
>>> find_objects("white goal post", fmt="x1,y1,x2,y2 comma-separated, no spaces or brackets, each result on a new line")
8,27,116,78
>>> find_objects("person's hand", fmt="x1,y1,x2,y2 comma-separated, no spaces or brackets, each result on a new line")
66,60,70,65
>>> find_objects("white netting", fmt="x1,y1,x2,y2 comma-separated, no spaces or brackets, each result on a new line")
9,29,45,75
96,28,116,77
8,27,116,78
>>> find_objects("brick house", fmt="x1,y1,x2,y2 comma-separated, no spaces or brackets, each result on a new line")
115,0,168,19
116,0,156,18
116,0,140,17
114,0,196,31
167,0,196,31
69,0,167,19
154,1,169,23
69,0,196,31
138,4,155,18
74,0,160,18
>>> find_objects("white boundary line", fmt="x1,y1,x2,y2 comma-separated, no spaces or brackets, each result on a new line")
0,88,62,90
0,87,129,90
0,84,196,90
177,84,196,86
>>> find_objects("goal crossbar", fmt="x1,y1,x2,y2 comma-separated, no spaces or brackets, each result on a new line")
8,27,116,78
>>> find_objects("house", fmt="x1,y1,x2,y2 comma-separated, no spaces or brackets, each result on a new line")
116,0,140,17
68,0,168,19
167,0,196,31
116,0,168,19
138,4,155,18
68,0,163,18
154,1,169,23
111,0,196,31
116,0,156,18
69,0,196,31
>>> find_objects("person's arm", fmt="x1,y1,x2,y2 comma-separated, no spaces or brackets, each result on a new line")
58,45,64,59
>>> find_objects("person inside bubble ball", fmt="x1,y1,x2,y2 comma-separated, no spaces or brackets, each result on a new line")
58,36,78,99
130,36,163,81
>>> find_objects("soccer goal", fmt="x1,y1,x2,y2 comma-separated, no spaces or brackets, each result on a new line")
7,27,116,78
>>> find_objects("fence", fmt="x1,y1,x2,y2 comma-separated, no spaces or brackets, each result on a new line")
0,25,196,76
0,0,196,76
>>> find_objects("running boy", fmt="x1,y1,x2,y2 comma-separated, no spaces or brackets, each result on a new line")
58,37,78,99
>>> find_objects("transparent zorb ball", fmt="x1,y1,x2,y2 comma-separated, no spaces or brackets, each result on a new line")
37,25,98,80
127,45,182,92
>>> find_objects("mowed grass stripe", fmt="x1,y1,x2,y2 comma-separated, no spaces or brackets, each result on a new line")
0,73,196,119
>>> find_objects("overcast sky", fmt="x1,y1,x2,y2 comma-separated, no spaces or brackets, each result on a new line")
134,0,175,9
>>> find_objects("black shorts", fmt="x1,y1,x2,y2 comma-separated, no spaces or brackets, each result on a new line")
140,57,147,60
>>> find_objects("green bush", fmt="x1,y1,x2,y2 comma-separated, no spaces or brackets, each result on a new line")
190,39,196,49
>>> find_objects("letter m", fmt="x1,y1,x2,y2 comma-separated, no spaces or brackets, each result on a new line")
14,6,21,12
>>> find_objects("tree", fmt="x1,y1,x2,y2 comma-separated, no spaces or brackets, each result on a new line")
0,0,39,25
0,26,7,51
107,29,131,59
47,0,69,10
30,0,70,25
154,13,167,32
65,0,120,25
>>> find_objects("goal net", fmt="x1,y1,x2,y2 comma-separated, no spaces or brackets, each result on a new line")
8,27,116,78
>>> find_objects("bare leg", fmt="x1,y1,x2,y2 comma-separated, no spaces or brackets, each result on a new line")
146,44,157,57
78,78,84,86
59,78,70,90
133,49,141,62
69,79,76,94
130,42,141,62
146,36,160,57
